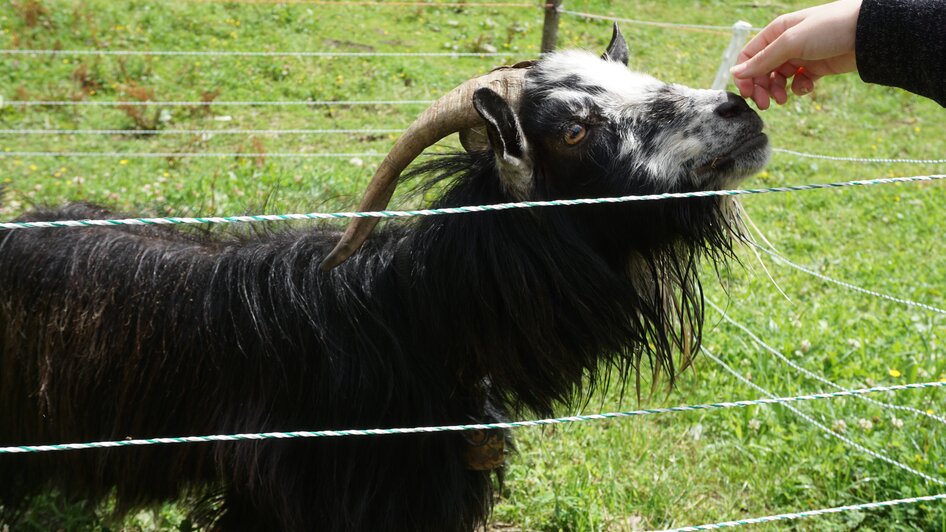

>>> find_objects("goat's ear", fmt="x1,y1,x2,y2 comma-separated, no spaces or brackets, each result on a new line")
472,87,533,196
601,23,629,66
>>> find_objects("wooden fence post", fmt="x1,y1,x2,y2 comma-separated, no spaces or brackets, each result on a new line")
540,0,563,53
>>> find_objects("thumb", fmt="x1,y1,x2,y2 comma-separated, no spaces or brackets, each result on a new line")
732,31,800,80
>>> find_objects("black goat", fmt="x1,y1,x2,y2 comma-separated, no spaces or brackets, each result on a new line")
0,26,768,531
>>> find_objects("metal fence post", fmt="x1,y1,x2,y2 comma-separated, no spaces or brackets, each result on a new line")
712,21,753,90
540,0,563,53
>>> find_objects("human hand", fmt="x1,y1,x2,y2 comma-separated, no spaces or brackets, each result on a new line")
731,0,862,109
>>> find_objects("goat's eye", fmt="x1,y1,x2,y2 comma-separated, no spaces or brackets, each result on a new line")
563,124,586,145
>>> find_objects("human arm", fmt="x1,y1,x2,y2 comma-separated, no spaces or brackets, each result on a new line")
856,0,946,107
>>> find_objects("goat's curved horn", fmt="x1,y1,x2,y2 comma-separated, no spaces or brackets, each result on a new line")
319,63,532,271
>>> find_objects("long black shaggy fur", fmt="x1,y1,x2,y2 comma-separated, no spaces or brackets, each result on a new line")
0,150,737,530
0,34,763,530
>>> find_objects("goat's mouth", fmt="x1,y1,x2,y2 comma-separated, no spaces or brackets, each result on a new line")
693,132,770,184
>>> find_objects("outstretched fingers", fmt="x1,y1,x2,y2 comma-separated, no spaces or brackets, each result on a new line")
732,12,806,80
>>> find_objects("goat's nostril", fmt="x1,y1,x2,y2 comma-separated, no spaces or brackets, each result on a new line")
715,93,752,119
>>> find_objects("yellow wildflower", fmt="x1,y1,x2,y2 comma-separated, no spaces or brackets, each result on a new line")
888,369,902,378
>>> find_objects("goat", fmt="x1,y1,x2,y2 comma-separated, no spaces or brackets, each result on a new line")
0,25,769,531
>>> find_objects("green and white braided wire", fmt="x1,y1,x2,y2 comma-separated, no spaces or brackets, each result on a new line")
662,492,946,531
0,380,942,454
773,148,946,165
2,174,944,231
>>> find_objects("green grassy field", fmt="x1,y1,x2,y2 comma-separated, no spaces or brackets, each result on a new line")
2,0,945,530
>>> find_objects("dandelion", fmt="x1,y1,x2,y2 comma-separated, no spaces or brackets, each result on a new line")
888,368,902,378
857,418,873,431
119,160,129,166
927,409,935,416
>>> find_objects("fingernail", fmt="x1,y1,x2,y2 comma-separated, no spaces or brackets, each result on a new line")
730,64,747,77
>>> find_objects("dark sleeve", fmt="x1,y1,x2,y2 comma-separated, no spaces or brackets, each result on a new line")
855,0,946,107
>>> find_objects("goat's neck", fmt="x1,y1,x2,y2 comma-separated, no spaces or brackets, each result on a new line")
404,200,641,416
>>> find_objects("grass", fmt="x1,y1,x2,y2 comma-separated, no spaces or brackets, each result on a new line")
1,0,945,530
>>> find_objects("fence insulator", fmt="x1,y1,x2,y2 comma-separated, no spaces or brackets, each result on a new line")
711,21,754,90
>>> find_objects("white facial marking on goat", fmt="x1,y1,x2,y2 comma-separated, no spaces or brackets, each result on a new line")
540,51,662,103
643,131,705,180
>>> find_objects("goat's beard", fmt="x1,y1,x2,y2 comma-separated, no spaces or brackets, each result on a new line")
621,196,745,394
